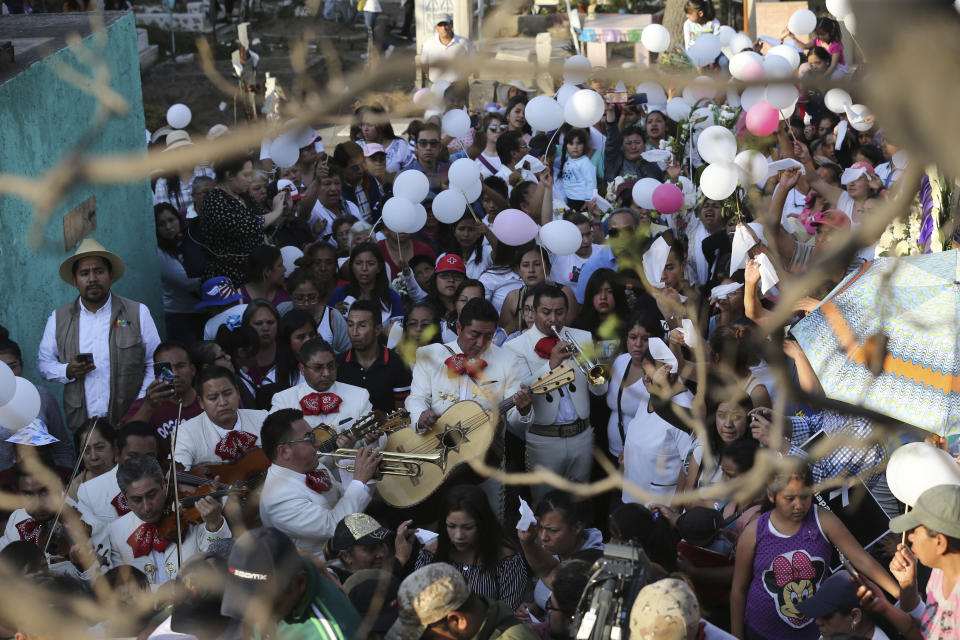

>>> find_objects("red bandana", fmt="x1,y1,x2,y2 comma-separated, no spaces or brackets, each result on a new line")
300,392,342,416
305,469,332,494
127,523,170,558
214,430,258,461
111,492,131,517
444,354,487,380
534,336,560,360
15,518,44,545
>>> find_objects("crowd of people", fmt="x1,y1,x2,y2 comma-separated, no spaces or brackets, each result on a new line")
1,1,956,639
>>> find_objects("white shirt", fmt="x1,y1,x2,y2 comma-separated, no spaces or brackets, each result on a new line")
549,245,602,289
202,304,248,341
480,269,523,313
475,153,503,178
308,200,361,242
173,409,268,469
38,294,160,420
270,380,373,432
76,465,124,550
420,33,476,84
622,391,694,506
360,138,414,175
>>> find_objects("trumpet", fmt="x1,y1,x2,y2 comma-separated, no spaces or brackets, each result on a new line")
552,327,607,386
330,449,444,477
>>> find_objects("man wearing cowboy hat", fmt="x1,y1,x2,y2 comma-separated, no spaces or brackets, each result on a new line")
38,238,161,432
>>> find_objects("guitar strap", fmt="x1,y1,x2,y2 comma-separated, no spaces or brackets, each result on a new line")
617,359,632,445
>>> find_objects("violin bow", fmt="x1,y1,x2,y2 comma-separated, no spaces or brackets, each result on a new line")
43,417,100,558
167,400,184,571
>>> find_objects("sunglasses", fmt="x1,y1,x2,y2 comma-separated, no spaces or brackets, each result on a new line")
417,139,441,148
606,227,635,238
488,124,508,133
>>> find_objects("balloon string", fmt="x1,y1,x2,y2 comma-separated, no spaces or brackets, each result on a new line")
456,137,484,226
538,242,548,282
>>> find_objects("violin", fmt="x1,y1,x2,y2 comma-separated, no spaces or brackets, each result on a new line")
156,481,241,542
181,447,271,493
41,503,95,564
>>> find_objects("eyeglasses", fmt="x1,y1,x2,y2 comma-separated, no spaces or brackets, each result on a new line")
488,124,508,133
417,139,441,148
292,294,320,304
303,362,337,373
282,431,318,446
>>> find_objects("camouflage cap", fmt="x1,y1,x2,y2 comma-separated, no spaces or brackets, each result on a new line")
386,564,470,640
629,578,700,640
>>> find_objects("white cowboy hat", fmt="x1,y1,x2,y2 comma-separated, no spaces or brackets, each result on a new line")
59,237,126,285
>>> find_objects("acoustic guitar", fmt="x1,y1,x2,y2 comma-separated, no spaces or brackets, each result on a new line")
377,365,575,507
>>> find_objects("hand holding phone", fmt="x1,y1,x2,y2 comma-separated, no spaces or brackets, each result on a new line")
67,354,95,380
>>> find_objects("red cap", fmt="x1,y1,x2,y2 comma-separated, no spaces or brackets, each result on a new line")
435,254,467,274
811,208,851,231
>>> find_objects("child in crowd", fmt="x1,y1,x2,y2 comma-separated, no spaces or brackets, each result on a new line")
558,128,597,212
683,0,721,49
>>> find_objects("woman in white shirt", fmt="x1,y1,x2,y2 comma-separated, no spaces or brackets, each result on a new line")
356,104,414,175
475,113,507,178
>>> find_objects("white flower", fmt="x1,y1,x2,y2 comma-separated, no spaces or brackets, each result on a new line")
878,230,895,248
891,219,906,238
895,240,911,256
659,138,672,151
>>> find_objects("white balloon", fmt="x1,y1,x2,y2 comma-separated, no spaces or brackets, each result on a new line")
728,32,753,54
166,103,192,129
716,25,736,46
270,137,300,169
892,150,909,170
555,83,579,108
393,170,430,203
762,54,794,79
826,0,852,19
725,86,742,108
280,245,304,278
699,162,740,200
631,178,661,210
441,109,471,139
640,24,670,54
382,197,417,233
843,12,856,34
430,79,451,99
540,220,582,255
564,89,605,128
683,76,716,106
847,104,874,131
778,102,796,120
765,83,799,110
887,442,960,506
729,51,765,81
767,45,801,70
0,378,41,432
666,97,690,123
562,55,592,84
525,96,564,132
824,88,853,114
687,33,721,67
409,204,428,233
739,86,766,111
788,8,817,35
432,188,468,224
635,82,667,107
0,361,13,406
461,179,483,203
690,107,715,132
448,158,481,191
735,150,768,186
697,126,738,164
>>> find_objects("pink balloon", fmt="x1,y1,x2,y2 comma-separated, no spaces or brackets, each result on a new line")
413,88,434,108
741,60,765,81
651,183,684,214
491,209,540,246
745,101,780,137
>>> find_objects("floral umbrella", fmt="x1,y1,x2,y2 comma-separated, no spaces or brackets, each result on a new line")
791,249,960,435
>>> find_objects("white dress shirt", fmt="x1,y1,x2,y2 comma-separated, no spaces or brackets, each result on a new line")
76,465,125,551
0,508,100,581
173,409,268,469
269,380,373,432
420,33,476,84
37,294,160,419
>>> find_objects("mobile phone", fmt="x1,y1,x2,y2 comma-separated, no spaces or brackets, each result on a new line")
77,353,93,365
627,93,648,107
153,362,175,390
470,113,480,129
604,91,628,104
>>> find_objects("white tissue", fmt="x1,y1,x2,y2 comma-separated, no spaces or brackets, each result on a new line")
415,529,439,545
835,120,848,150
710,282,743,300
679,318,699,349
642,236,671,289
641,149,673,164
518,498,536,531
755,253,780,295
591,190,613,212
647,337,678,374
730,223,767,276
765,158,806,183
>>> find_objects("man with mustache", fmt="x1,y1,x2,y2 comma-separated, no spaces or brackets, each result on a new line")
38,238,160,432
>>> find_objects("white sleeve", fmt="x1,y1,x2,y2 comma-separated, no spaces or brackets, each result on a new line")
195,517,231,553
405,348,434,432
265,483,371,547
37,311,71,383
403,270,429,302
139,304,161,397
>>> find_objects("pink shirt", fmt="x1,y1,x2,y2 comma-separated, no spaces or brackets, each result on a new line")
923,568,960,640
815,39,846,66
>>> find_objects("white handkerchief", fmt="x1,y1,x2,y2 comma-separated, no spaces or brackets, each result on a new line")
679,318,699,349
641,149,673,164
841,166,869,185
756,253,780,295
765,158,806,183
710,282,743,300
835,120,848,150
591,190,613,212
730,223,766,276
518,498,537,531
647,337,678,373
642,236,670,289
415,529,439,545
523,154,547,174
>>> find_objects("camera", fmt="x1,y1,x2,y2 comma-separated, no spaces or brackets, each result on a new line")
572,544,652,640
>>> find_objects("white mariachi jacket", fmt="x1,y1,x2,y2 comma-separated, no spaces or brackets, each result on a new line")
76,465,127,552
258,464,371,556
0,508,99,581
172,409,268,469
270,380,373,432
504,326,609,427
405,340,532,435
107,510,230,587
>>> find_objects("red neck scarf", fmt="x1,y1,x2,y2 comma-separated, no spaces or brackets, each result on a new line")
300,392,343,416
214,430,258,461
127,523,170,558
305,469,333,494
535,336,560,360
444,354,487,380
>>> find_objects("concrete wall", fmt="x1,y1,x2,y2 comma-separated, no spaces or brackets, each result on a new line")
0,12,160,399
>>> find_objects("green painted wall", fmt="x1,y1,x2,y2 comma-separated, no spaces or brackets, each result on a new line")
0,13,160,399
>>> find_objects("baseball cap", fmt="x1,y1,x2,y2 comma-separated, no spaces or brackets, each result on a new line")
676,507,722,548
435,254,467,274
276,179,303,201
195,276,243,310
331,514,392,553
386,564,471,640
616,180,636,199
889,484,960,539
344,569,402,634
221,528,304,621
436,13,453,24
810,208,851,231
795,571,860,619
630,578,700,640
363,142,387,158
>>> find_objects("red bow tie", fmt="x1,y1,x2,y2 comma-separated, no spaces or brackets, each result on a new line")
535,336,560,360
15,518,44,546
300,392,342,416
112,492,131,516
444,354,487,380
305,469,332,494
127,523,170,558
215,430,258,461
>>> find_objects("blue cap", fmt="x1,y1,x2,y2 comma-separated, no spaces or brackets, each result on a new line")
794,570,860,619
195,276,243,310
